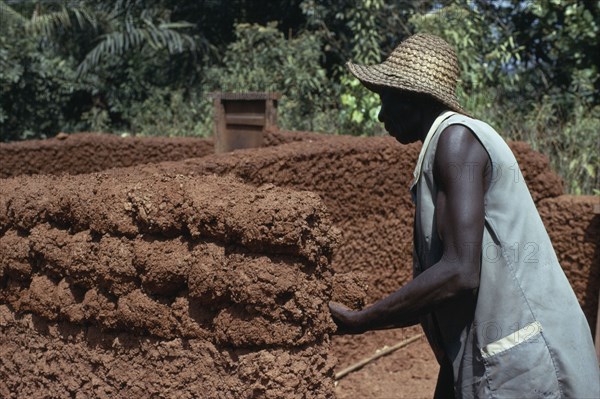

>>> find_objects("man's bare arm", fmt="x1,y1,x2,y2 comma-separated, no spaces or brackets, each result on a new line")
329,125,489,333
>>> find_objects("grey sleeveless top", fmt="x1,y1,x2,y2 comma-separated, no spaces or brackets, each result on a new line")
410,112,600,398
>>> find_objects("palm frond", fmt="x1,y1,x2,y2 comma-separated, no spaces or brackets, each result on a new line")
159,22,195,30
72,7,98,31
26,5,97,37
76,20,196,77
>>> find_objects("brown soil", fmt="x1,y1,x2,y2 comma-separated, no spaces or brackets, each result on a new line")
1,131,596,398
333,327,438,399
0,173,337,398
538,195,600,335
0,130,321,179
0,133,213,178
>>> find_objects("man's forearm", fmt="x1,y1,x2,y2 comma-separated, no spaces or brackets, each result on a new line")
353,259,478,330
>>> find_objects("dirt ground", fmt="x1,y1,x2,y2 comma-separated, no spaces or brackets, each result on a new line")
333,327,438,399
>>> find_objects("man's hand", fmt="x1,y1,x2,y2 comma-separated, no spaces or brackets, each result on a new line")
328,302,367,335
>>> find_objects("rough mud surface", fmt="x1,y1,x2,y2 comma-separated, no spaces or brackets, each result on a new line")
109,134,565,303
538,195,600,335
508,141,564,202
0,133,215,178
0,173,337,398
0,130,321,179
1,131,596,399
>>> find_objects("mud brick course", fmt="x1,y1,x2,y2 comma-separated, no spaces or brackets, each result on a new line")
157,135,421,304
0,130,322,179
0,131,589,314
0,133,214,178
0,173,338,398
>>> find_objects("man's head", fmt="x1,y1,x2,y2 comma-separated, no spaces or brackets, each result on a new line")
347,33,465,142
376,88,446,143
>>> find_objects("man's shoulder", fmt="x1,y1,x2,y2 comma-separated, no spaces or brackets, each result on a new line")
436,124,488,165
443,113,502,141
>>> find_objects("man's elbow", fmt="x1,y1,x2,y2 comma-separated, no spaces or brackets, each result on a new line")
452,263,480,292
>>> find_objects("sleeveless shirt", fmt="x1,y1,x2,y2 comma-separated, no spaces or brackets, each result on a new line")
410,112,600,398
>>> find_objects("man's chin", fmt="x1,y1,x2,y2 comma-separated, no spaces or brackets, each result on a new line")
394,137,412,144
389,132,415,144
385,126,413,144
385,127,400,139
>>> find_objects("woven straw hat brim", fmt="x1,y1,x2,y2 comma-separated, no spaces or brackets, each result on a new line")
347,61,466,114
346,33,468,114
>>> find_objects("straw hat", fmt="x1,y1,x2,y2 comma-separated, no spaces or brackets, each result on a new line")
347,33,465,114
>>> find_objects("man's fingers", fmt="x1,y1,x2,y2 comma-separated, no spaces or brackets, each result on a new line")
328,301,350,313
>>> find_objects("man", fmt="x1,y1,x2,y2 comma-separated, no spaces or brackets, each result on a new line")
329,33,599,398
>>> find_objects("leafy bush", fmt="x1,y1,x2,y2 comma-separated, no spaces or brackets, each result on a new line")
0,29,84,140
201,22,335,133
0,0,204,140
337,76,384,136
333,0,386,136
130,88,209,137
519,95,599,195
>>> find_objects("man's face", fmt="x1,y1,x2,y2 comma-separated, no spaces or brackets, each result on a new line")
377,89,422,144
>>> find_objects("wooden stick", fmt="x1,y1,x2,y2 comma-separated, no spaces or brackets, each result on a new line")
335,333,425,380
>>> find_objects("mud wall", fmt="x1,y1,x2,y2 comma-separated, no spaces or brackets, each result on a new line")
2,132,596,310
0,130,323,179
1,131,586,310
538,195,600,333
164,136,420,304
0,133,215,178
0,173,337,398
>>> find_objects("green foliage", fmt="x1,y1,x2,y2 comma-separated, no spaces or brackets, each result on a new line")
0,29,84,140
302,0,391,135
76,11,196,77
0,0,207,140
409,2,521,118
333,0,384,135
202,22,335,132
338,76,384,136
344,0,384,65
0,1,27,28
518,92,599,195
513,0,599,104
25,4,97,37
129,88,208,137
